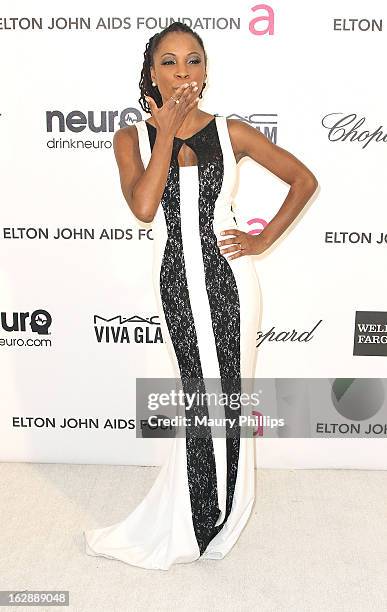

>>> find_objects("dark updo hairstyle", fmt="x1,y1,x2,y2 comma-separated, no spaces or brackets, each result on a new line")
138,21,207,114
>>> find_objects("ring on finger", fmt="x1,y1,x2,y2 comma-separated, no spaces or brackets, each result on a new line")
173,85,189,103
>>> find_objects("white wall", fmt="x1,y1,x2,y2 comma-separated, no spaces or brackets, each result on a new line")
1,0,386,467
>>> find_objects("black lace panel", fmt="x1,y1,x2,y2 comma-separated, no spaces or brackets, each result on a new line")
146,119,241,555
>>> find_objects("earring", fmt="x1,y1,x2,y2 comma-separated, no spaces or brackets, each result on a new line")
152,81,156,87
199,81,207,99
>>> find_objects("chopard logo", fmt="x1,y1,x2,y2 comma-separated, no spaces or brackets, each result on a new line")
256,320,322,347
322,113,387,148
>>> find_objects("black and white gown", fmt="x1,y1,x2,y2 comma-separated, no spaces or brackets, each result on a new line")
84,115,261,570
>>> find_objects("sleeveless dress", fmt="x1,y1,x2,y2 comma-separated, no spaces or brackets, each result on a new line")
84,115,261,570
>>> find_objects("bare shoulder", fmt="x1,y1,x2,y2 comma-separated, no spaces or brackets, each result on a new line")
226,117,318,187
226,118,266,162
113,124,137,150
112,124,143,167
226,118,245,132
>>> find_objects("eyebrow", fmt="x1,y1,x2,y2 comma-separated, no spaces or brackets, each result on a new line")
161,51,200,57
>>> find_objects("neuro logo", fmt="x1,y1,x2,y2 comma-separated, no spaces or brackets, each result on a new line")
1,309,52,335
46,107,143,133
30,310,52,335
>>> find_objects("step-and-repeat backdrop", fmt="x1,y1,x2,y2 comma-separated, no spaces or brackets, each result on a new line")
1,1,386,468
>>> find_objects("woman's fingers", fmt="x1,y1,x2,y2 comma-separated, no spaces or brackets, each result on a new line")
217,229,246,259
175,82,199,105
149,81,201,129
188,95,200,109
220,244,244,254
160,82,200,112
144,95,156,115
221,247,244,261
164,84,189,111
217,230,242,247
184,82,199,108
218,237,241,246
175,84,193,110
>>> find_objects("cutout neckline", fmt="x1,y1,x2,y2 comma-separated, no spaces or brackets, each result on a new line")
145,116,216,142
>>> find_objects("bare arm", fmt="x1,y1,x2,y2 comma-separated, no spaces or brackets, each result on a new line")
113,126,174,223
217,120,319,259
113,83,200,223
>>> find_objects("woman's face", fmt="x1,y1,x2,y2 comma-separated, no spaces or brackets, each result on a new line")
150,32,206,103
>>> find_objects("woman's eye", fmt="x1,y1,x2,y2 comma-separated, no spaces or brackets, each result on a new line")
162,58,201,65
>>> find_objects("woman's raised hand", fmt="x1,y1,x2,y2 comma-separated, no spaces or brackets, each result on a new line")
145,82,200,139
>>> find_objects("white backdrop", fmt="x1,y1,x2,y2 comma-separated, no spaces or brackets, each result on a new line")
1,1,386,468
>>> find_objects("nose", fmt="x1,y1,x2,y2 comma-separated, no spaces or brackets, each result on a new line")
175,70,189,80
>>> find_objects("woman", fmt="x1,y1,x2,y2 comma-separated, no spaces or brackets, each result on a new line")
84,22,318,570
